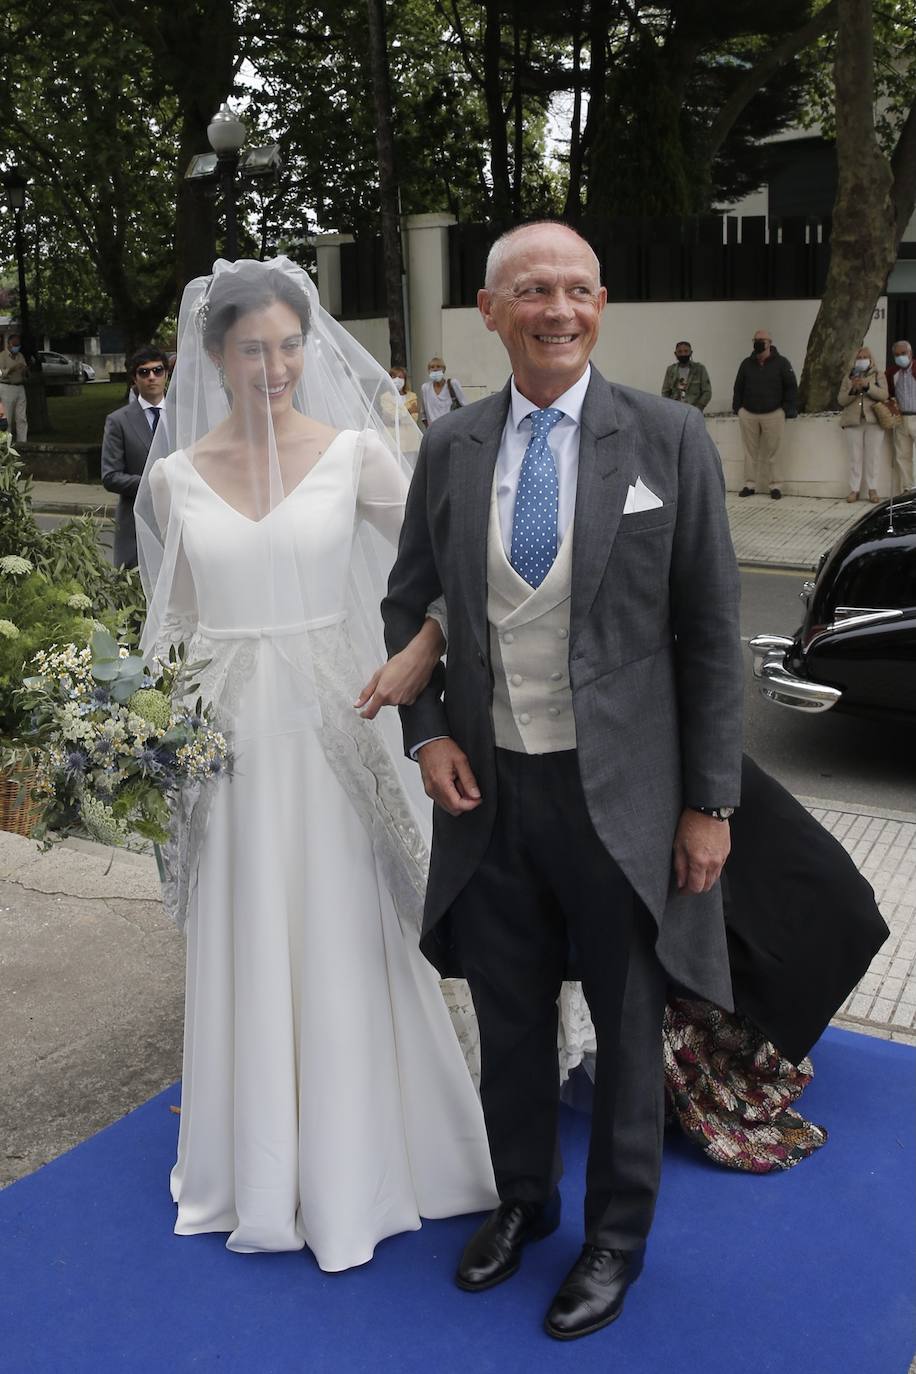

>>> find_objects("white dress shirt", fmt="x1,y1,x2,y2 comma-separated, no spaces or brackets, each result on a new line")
496,365,590,555
409,365,590,757
137,394,163,431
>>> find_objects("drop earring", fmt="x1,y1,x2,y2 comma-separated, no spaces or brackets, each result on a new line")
217,363,226,390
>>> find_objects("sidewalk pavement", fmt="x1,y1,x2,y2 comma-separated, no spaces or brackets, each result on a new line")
30,480,866,571
1,783,914,1193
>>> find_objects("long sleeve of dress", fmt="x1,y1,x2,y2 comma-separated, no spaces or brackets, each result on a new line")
146,458,199,662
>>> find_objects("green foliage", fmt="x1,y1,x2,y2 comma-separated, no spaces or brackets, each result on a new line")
797,1,916,152
0,435,146,652
0,567,112,741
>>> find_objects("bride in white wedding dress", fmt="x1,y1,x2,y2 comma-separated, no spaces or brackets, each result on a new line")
135,258,496,1273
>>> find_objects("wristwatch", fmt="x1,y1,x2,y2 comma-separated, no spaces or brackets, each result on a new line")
689,805,735,821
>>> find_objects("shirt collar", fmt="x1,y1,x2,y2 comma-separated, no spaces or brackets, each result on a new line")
137,394,161,412
510,364,590,431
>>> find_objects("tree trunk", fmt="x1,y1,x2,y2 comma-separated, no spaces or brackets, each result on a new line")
511,13,523,219
562,20,585,223
798,0,896,412
366,0,407,367
483,0,511,226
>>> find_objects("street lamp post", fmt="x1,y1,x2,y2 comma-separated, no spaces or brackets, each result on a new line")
207,103,247,262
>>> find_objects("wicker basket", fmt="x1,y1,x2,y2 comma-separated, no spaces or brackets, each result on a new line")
0,763,40,837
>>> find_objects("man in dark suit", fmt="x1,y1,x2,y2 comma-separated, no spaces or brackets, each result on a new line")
382,222,743,1341
101,347,169,567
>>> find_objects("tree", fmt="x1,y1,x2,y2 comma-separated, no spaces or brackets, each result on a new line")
798,0,916,410
0,0,237,352
585,1,840,218
366,0,407,365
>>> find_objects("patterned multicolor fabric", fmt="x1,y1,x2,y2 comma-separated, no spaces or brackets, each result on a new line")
663,997,828,1172
510,407,563,587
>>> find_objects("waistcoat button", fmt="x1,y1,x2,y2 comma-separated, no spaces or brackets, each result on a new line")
557,627,568,639
518,712,531,725
550,671,563,682
548,707,560,718
511,673,523,686
503,632,515,644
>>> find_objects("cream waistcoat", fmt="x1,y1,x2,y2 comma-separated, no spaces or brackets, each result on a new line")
487,473,577,753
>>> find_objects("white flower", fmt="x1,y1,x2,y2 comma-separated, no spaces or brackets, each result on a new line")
66,593,92,610
0,619,19,639
79,795,130,847
0,554,33,577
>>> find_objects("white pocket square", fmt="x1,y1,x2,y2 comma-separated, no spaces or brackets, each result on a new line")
623,477,664,514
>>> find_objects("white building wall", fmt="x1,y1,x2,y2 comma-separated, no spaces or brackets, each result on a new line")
442,297,888,413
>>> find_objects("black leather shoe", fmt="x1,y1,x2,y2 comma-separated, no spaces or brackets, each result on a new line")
770,487,782,499
544,1244,645,1340
455,1192,561,1291
738,485,756,497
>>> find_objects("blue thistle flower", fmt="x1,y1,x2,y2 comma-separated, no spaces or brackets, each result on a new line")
64,750,89,777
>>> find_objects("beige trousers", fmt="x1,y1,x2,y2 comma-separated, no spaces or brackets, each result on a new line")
739,407,785,490
843,423,885,494
0,383,27,442
892,414,916,492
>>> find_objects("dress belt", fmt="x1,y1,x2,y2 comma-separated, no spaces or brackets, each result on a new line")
197,612,346,639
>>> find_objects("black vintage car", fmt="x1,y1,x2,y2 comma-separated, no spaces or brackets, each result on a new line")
750,492,916,719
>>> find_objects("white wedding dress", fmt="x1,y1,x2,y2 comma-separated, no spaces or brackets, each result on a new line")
161,431,497,1272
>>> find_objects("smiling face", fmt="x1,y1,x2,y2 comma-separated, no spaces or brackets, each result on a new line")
214,299,306,417
477,225,606,405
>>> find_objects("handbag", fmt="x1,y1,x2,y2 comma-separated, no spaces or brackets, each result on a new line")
446,380,463,412
873,399,899,430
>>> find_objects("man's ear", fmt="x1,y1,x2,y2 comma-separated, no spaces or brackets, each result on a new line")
477,288,497,333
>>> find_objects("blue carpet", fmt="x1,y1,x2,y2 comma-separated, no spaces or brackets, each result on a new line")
1,1026,913,1374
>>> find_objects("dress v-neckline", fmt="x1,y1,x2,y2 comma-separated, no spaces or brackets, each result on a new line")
179,430,350,525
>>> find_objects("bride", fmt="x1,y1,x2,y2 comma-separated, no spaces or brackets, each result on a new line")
135,256,496,1272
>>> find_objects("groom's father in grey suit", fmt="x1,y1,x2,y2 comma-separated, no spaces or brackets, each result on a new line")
382,223,743,1341
101,346,169,567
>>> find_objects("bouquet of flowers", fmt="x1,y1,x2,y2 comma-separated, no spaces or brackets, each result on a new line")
19,627,230,849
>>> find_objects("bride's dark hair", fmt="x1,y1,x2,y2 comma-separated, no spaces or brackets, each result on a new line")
202,265,312,350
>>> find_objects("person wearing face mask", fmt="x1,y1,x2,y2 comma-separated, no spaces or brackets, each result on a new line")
421,356,466,428
733,330,798,499
837,346,888,502
885,340,916,492
0,333,29,442
660,342,711,411
388,366,420,423
101,345,170,567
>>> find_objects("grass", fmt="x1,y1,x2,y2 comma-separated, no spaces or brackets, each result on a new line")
33,383,130,445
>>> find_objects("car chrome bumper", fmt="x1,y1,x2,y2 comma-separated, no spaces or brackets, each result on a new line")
748,634,842,713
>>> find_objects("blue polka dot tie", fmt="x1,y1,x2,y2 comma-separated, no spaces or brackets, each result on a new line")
510,407,564,588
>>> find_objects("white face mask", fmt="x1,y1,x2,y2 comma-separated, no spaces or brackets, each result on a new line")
391,375,405,392
894,354,911,368
853,358,870,373
428,369,445,383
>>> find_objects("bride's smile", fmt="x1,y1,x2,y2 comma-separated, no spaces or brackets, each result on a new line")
212,299,307,417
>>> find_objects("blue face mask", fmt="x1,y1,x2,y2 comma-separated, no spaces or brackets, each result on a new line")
9,345,20,354
894,354,911,368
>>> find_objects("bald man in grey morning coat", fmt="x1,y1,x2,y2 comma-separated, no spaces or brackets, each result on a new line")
382,222,742,1341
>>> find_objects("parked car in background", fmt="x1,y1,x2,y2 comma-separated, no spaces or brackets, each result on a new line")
750,493,916,721
38,350,82,381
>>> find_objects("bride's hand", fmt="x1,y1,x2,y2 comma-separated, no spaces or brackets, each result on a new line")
355,617,445,720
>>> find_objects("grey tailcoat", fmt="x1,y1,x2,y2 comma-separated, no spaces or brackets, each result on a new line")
382,368,744,1008
100,401,156,568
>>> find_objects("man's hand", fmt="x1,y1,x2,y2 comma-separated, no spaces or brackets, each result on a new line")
672,809,730,894
417,737,482,816
354,617,445,720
